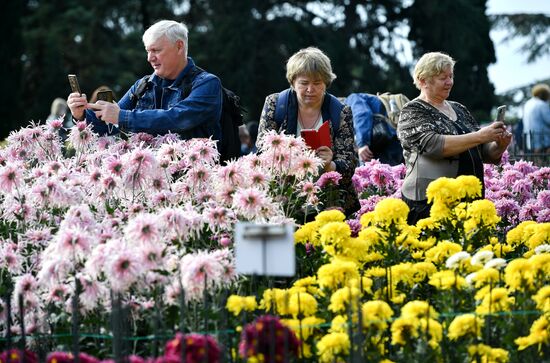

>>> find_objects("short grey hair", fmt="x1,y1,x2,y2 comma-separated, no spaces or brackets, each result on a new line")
142,20,189,54
413,52,455,90
286,47,337,87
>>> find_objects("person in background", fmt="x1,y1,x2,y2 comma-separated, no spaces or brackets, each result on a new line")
398,52,512,225
89,85,117,103
241,121,258,155
67,20,222,141
345,92,404,166
239,124,251,155
522,83,550,154
47,98,68,122
47,97,72,140
257,47,359,216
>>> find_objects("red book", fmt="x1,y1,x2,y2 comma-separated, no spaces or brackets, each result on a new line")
300,120,332,150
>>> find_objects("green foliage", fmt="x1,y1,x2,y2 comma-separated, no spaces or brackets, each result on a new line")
8,0,541,138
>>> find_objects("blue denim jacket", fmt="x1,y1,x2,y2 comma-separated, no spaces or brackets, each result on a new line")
344,93,396,147
85,57,223,141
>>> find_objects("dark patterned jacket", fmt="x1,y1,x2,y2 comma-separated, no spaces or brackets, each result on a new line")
397,99,500,201
258,91,360,216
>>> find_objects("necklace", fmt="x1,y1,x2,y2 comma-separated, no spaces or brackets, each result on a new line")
298,108,322,129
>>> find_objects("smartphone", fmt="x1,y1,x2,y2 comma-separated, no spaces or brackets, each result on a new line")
96,90,113,103
68,74,81,95
496,105,507,122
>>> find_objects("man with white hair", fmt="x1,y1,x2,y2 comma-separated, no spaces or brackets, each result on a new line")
67,20,222,141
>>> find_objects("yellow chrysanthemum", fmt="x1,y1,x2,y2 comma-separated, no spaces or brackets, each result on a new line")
504,258,534,291
259,288,289,315
343,237,371,263
294,221,320,246
455,175,482,200
426,177,459,205
476,287,514,314
472,268,501,288
533,286,550,312
365,266,387,278
348,276,373,294
330,315,349,333
506,221,537,247
357,226,387,249
359,211,376,228
525,222,550,250
226,295,257,316
292,276,322,296
416,217,439,230
411,261,438,282
447,313,484,340
429,201,453,221
514,315,549,351
282,316,325,341
361,252,385,263
319,221,352,256
362,300,394,331
418,318,443,349
428,270,467,290
416,236,438,251
287,291,318,318
373,198,409,225
529,253,550,278
391,316,419,345
317,258,360,291
425,241,463,265
400,300,439,320
388,262,415,287
489,242,515,258
316,332,350,363
328,287,361,313
465,199,501,228
372,286,406,305
468,343,509,363
315,209,346,224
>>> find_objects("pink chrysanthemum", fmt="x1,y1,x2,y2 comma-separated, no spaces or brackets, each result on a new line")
106,250,142,292
217,161,245,187
232,187,268,218
55,227,92,259
0,161,24,193
68,121,95,149
13,273,38,299
292,154,322,178
125,213,161,245
316,171,342,188
106,156,124,176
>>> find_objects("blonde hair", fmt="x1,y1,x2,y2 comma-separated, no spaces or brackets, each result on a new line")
413,52,455,90
286,47,336,87
531,83,550,101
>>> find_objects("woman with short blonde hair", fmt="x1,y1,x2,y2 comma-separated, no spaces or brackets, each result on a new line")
397,51,511,224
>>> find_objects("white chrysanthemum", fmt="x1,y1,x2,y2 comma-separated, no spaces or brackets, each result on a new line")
465,272,477,287
534,244,550,255
446,251,471,269
484,258,507,270
470,250,494,266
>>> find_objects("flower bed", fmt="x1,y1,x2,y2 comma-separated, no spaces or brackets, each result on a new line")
0,120,549,362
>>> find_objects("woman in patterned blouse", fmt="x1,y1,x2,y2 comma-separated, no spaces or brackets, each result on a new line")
397,52,512,225
257,47,359,217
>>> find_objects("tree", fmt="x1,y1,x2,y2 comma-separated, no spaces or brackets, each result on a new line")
407,0,496,121
0,0,25,139
491,13,550,63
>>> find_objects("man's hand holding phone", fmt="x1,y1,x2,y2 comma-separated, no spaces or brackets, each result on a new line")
67,74,88,121
89,101,120,126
